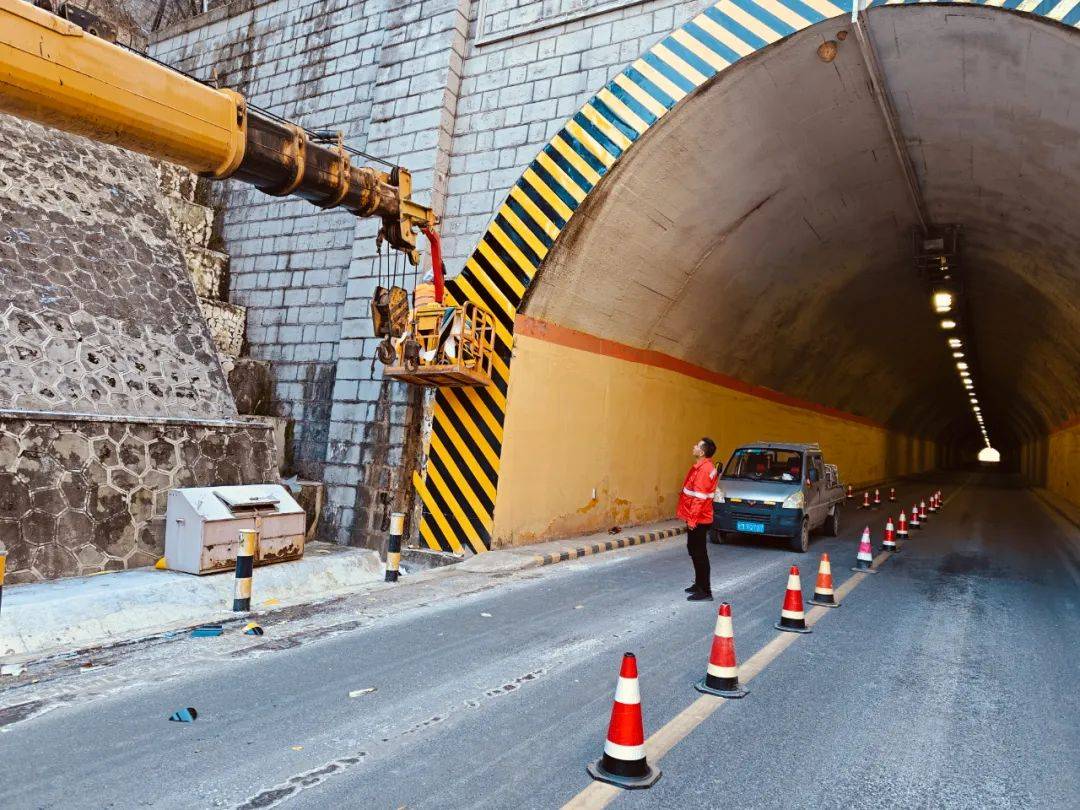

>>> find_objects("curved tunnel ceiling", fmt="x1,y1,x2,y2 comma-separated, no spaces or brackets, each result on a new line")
522,7,1080,451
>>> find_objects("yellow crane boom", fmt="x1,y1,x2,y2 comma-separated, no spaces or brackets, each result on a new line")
0,0,435,255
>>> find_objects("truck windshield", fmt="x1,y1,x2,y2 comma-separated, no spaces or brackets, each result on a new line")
723,448,804,482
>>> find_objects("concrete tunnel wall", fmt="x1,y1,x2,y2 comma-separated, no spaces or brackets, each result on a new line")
412,0,1080,553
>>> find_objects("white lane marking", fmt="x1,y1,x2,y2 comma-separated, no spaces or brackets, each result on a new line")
563,477,973,809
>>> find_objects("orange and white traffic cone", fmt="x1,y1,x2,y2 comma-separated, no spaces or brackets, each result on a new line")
919,500,928,522
587,652,661,789
810,553,840,608
846,484,854,501
882,517,897,552
897,510,909,541
889,487,896,503
775,565,811,633
695,603,748,698
910,503,922,530
851,526,878,573
861,491,871,509
873,488,881,508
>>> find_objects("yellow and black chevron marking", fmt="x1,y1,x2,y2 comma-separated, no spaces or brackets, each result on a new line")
416,0,1080,554
532,526,687,567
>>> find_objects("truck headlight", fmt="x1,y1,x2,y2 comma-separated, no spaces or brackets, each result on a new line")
714,486,726,504
782,490,805,509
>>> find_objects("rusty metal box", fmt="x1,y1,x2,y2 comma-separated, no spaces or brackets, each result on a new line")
164,484,306,575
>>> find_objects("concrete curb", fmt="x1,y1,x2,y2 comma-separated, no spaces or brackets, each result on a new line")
531,526,686,566
0,543,383,661
1030,486,1080,530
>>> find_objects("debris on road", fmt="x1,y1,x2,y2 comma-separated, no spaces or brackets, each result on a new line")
480,612,492,618
1,663,25,677
243,622,264,636
348,687,377,698
191,624,223,638
168,707,198,723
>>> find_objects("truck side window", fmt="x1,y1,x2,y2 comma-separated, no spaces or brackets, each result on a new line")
811,457,823,482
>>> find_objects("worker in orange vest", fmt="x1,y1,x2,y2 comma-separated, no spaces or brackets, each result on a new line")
677,437,718,601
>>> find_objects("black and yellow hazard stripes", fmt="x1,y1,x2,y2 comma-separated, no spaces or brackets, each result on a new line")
232,529,257,612
385,512,404,582
416,0,1080,553
0,539,6,615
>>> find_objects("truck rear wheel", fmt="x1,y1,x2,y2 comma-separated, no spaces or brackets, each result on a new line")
790,518,810,553
825,505,840,537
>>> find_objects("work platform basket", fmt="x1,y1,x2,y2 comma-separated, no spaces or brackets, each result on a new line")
384,301,495,388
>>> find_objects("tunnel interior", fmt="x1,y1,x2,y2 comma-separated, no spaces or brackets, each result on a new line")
521,6,1080,467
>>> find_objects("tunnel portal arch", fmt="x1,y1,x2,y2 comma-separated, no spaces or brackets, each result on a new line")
417,0,1080,554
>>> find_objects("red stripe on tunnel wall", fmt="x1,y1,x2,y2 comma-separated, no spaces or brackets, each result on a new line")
514,314,887,430
1050,414,1080,434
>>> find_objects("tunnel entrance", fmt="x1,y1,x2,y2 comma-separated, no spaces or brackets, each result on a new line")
524,6,1079,462
417,3,1080,552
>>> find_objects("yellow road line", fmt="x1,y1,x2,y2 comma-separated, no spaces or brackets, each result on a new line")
563,478,972,809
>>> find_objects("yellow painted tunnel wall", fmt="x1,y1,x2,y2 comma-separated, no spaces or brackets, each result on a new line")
490,327,938,548
1024,420,1080,509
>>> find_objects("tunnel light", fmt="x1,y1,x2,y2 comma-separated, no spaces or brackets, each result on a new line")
952,352,965,359
940,319,957,330
960,371,971,379
933,291,954,313
948,338,962,348
956,362,969,371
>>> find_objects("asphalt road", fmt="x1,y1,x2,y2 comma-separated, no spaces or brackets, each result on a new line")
1,472,1077,809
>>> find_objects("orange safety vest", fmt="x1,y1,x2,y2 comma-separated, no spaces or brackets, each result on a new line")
676,458,718,529
414,282,437,308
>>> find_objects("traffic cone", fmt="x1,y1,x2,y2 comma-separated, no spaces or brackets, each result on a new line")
851,526,878,573
928,493,938,513
695,603,748,698
861,491,870,509
910,503,922,530
873,488,881,508
587,653,661,789
937,490,944,509
882,517,897,552
897,510,909,541
919,500,928,522
810,553,840,608
888,487,896,502
775,565,811,633
846,484,854,501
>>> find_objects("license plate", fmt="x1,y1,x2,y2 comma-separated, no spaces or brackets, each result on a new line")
736,520,766,534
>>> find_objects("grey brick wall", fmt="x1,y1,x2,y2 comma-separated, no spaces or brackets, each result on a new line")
153,0,389,482
438,0,711,271
150,0,714,549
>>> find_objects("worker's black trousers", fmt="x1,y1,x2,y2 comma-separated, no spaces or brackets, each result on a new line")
686,523,711,593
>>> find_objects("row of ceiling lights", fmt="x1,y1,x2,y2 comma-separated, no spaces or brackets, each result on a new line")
933,289,991,448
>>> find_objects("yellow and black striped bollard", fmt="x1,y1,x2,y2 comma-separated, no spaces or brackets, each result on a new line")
0,540,6,616
385,512,404,583
233,529,257,612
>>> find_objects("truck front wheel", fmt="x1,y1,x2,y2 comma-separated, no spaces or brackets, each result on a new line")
790,518,810,553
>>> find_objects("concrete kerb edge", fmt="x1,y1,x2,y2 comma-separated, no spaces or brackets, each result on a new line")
530,526,687,568
1029,486,1080,531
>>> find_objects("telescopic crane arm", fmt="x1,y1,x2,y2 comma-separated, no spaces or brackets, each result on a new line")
0,0,436,257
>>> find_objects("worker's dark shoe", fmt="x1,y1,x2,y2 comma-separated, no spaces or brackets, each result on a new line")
687,591,714,601
684,585,700,593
